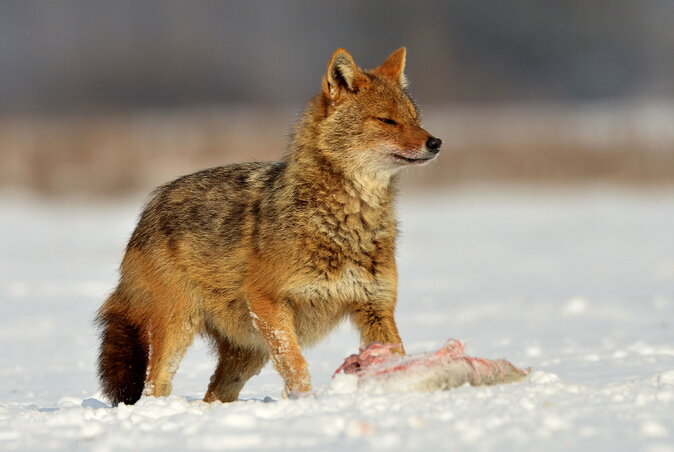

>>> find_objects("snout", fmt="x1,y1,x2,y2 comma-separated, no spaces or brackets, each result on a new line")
389,134,442,165
425,137,442,154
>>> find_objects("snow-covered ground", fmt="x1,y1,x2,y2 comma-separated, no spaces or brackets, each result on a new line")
1,187,673,451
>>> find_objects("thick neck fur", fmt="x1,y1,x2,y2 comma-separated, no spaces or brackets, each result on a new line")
269,94,397,275
283,94,396,210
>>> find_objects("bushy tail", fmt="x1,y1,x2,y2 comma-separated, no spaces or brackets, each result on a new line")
96,301,148,406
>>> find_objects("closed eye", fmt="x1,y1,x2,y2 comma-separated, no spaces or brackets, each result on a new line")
377,117,398,126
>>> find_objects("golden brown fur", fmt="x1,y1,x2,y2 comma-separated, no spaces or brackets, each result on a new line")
96,47,442,405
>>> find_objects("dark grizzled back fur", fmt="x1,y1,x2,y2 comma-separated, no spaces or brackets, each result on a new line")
127,162,283,253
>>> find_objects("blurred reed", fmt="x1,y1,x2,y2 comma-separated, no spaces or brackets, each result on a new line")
1,101,672,198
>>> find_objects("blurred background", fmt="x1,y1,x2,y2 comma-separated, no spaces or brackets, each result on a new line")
2,3,674,433
1,0,673,196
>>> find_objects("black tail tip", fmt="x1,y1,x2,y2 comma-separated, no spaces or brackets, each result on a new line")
97,311,148,406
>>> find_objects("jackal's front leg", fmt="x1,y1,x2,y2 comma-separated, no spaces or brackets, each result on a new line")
246,287,311,396
351,303,405,354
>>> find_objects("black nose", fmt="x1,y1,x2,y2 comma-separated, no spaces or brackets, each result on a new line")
426,137,442,154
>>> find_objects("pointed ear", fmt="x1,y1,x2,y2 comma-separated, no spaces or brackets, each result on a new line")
322,48,365,100
375,47,407,88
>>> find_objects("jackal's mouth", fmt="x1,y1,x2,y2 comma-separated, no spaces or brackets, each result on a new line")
392,153,434,164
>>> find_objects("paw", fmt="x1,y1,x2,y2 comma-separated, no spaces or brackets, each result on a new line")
286,389,315,400
281,382,313,400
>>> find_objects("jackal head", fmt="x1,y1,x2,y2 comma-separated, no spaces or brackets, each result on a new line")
316,47,442,179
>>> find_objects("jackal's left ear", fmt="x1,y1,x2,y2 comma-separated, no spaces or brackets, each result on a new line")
375,47,408,88
322,48,367,101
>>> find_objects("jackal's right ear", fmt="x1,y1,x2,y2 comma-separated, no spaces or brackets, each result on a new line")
322,48,366,101
375,47,407,88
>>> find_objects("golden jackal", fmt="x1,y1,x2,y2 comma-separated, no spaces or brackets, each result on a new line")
96,47,442,405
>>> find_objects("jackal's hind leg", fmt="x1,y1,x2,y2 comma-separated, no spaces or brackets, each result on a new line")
204,337,268,403
144,320,198,397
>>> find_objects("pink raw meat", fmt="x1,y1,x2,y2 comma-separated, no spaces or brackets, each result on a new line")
333,340,529,392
